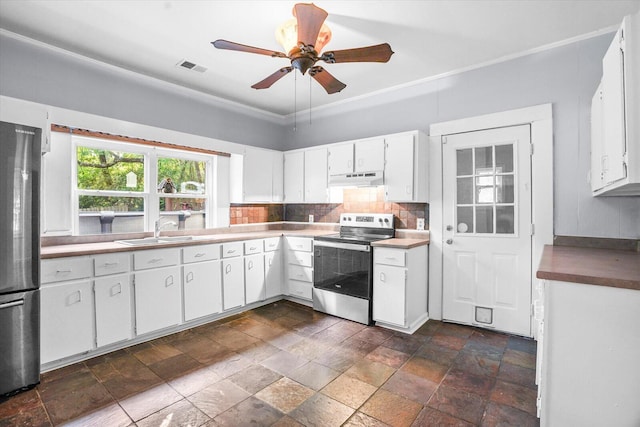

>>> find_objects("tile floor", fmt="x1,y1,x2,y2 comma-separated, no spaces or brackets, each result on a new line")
0,301,539,426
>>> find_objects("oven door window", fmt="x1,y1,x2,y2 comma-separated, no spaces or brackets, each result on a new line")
313,245,372,299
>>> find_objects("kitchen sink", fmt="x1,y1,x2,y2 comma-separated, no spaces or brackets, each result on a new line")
115,236,194,246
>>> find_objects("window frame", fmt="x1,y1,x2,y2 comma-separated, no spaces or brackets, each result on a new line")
72,135,214,235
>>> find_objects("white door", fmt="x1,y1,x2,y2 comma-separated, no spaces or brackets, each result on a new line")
442,125,532,336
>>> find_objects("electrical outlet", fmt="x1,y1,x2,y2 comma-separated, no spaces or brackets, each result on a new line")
308,214,314,223
416,218,425,230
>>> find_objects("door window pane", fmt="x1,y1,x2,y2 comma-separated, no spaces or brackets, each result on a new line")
457,148,473,176
475,147,493,174
496,175,514,203
77,147,144,191
457,206,473,233
475,176,494,203
457,177,473,204
475,206,493,233
495,144,514,173
496,206,515,234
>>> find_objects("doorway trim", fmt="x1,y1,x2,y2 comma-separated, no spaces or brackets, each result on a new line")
428,104,553,337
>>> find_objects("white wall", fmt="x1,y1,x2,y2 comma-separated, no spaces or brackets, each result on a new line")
281,33,640,239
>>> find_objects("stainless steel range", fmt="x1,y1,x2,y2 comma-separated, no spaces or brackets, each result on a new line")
313,213,395,325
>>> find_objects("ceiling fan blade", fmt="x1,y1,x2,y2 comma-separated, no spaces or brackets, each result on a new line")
293,3,328,48
251,67,294,89
212,39,287,58
309,66,346,94
321,43,394,63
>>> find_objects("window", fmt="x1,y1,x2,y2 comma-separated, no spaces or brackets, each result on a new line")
74,136,213,235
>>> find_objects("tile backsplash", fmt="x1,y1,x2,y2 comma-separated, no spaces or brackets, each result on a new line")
230,187,428,230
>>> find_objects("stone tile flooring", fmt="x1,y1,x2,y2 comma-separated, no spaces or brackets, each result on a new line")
0,301,539,426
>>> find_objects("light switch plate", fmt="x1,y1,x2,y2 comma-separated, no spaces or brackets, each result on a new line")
308,214,314,223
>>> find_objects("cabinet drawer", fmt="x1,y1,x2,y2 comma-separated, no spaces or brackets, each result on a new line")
374,248,406,267
264,237,280,252
244,239,263,255
183,244,220,263
94,253,130,276
288,251,313,267
222,241,243,258
41,257,93,283
288,280,312,300
134,248,180,270
288,264,313,283
286,237,312,252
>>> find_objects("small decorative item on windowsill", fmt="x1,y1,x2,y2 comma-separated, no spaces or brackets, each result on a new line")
158,177,177,193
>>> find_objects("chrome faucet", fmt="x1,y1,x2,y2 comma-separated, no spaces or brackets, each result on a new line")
154,219,177,238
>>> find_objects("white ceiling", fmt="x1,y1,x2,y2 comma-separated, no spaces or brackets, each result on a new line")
1,1,639,116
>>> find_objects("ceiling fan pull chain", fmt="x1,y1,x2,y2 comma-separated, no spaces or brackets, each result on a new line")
309,75,312,125
294,71,297,132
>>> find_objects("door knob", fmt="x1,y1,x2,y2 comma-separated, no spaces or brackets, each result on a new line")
446,239,453,245
446,225,453,231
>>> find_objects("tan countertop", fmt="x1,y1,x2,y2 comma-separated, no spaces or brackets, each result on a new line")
536,245,640,291
371,237,429,249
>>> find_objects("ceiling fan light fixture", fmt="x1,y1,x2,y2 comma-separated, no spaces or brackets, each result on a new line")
275,18,331,55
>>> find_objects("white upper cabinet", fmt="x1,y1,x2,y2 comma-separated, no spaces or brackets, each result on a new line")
272,151,284,202
231,147,284,203
284,151,305,203
384,132,428,202
304,147,328,202
355,138,385,172
328,143,354,175
42,131,72,236
591,11,640,196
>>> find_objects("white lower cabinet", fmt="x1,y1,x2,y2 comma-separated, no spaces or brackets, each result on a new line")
285,236,314,301
40,280,94,364
134,266,182,335
245,253,265,304
222,257,245,310
183,260,222,321
94,274,133,347
373,245,428,332
264,250,282,299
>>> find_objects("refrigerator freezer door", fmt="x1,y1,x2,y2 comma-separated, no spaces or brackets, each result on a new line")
0,121,41,294
0,290,40,395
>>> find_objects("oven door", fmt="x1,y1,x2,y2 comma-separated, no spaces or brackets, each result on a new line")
313,240,372,299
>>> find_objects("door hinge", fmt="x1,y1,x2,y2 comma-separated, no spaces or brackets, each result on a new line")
442,136,448,144
530,223,535,236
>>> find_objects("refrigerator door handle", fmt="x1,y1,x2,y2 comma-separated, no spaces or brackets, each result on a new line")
0,299,25,310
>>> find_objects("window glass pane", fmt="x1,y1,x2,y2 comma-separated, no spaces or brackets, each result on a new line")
475,176,494,203
456,149,473,176
457,206,473,233
496,206,515,234
475,146,493,174
496,175,514,203
475,206,494,233
157,157,206,195
159,197,206,230
77,147,144,191
457,177,473,204
78,196,144,235
495,144,514,173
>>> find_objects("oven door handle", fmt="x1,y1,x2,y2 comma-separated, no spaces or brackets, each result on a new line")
313,240,371,252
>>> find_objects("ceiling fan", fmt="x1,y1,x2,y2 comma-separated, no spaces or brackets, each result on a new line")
212,2,394,94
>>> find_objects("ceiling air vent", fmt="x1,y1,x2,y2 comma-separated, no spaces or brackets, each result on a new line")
176,59,207,73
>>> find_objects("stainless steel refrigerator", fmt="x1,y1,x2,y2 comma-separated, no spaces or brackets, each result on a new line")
0,121,41,396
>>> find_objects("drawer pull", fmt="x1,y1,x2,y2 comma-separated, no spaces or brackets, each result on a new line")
250,246,257,251
186,272,194,283
103,262,119,267
110,283,122,296
165,275,174,287
380,272,386,282
149,258,163,264
56,269,72,274
195,253,206,258
385,257,397,261
227,249,236,254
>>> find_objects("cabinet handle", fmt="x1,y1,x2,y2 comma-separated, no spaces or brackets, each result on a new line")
380,272,386,282
103,261,119,267
385,257,397,261
227,249,236,254
186,271,194,283
149,258,163,264
250,246,257,251
406,185,412,194
358,158,364,167
225,264,232,274
110,283,122,296
195,253,206,258
348,159,352,169
165,275,174,287
268,258,272,267
68,290,82,305
0,299,24,310
248,260,254,270
56,268,72,274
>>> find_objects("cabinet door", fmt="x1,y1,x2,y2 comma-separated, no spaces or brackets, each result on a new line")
222,257,245,310
304,147,328,202
134,266,182,335
385,133,415,201
41,281,94,363
328,143,354,175
245,254,265,304
272,151,284,202
601,27,627,185
355,138,385,172
183,260,222,321
243,147,273,202
284,151,305,203
41,131,72,235
95,274,132,347
373,264,406,326
265,251,282,299
591,85,606,192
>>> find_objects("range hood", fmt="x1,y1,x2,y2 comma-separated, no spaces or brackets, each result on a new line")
328,170,384,187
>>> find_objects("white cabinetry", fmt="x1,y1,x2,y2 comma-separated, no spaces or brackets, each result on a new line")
285,236,314,301
284,151,305,203
182,244,222,321
373,245,428,333
41,131,72,236
40,257,94,364
94,274,132,347
355,138,385,172
328,144,354,175
230,148,284,202
244,240,265,304
384,132,428,202
304,148,328,202
222,242,245,310
133,248,182,335
264,237,283,299
591,11,640,196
